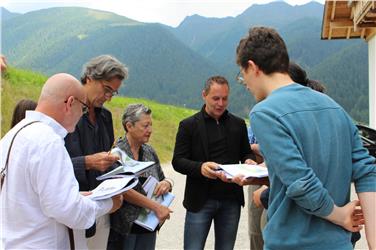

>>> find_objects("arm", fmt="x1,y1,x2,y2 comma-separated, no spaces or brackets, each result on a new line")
123,189,172,223
172,121,205,178
31,141,115,229
350,122,376,248
65,130,119,189
358,192,376,249
253,185,269,208
65,131,88,186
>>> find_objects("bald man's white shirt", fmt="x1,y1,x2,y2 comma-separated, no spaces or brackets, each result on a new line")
0,111,112,249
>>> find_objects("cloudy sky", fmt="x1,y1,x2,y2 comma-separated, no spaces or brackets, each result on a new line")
1,0,324,27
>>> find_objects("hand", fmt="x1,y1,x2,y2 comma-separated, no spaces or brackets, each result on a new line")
154,204,173,224
201,162,219,179
232,174,249,186
154,180,171,196
85,152,120,171
216,171,232,183
80,191,92,196
253,185,268,208
325,200,364,232
244,159,257,165
230,175,269,186
0,55,7,72
351,203,364,230
109,195,123,214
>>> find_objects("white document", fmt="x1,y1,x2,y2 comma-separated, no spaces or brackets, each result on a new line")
87,176,138,200
134,176,175,231
96,148,155,181
219,164,268,179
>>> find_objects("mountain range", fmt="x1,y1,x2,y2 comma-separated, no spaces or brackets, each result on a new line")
1,2,369,123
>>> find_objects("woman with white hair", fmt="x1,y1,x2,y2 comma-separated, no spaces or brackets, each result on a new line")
108,103,174,250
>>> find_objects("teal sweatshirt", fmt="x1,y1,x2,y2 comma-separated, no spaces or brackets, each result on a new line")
250,84,376,250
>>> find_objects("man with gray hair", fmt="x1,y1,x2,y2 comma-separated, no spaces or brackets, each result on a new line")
65,55,128,249
0,73,122,249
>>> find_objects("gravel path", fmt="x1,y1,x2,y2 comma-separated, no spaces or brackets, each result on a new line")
156,164,368,250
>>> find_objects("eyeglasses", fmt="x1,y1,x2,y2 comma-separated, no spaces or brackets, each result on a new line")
65,97,89,114
100,81,118,97
236,71,245,85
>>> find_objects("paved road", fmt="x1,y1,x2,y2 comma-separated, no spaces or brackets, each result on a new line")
156,164,368,250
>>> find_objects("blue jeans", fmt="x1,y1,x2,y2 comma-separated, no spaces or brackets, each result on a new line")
184,199,241,250
122,232,156,250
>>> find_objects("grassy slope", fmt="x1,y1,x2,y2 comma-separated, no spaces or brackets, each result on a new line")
1,68,196,163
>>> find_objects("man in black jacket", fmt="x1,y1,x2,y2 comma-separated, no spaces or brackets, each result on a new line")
65,55,128,250
172,76,255,250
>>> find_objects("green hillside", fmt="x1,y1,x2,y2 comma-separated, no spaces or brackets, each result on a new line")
2,3,370,124
3,7,220,112
1,68,196,163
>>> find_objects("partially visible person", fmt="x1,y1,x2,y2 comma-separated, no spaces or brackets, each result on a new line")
0,73,122,249
236,26,376,250
0,54,7,72
246,125,265,250
107,103,173,250
10,99,37,128
254,61,363,248
64,55,128,249
172,76,255,250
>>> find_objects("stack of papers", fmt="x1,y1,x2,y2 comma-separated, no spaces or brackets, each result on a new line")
96,148,155,181
86,176,138,200
134,176,175,231
219,164,268,179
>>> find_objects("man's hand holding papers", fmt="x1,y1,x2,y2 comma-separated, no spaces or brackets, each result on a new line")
216,162,269,186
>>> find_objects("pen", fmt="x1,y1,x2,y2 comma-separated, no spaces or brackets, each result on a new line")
108,141,116,155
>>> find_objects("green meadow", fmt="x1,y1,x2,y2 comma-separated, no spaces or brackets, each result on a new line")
1,67,196,163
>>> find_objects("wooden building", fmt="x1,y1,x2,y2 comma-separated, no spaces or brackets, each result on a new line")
321,1,376,128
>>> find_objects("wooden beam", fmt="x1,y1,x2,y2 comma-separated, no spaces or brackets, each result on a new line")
321,0,330,38
366,28,376,41
361,28,366,39
353,1,373,27
331,1,337,20
328,26,333,40
347,27,351,39
329,20,354,28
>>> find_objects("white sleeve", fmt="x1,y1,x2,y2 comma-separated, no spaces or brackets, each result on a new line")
29,140,113,229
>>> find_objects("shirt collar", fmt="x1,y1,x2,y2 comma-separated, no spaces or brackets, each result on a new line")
25,111,68,138
201,105,229,122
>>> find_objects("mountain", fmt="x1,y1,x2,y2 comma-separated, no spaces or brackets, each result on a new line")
0,7,20,21
1,3,370,123
170,1,369,123
1,67,196,162
2,7,221,110
311,43,369,123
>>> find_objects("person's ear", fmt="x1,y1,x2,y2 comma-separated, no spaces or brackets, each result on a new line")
125,122,133,131
64,96,74,112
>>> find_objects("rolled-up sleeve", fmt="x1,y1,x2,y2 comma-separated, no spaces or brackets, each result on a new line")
350,124,376,193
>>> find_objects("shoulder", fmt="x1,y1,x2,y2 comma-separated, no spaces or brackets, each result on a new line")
142,143,156,154
99,107,113,121
179,111,201,126
227,112,246,125
21,122,63,151
142,144,159,162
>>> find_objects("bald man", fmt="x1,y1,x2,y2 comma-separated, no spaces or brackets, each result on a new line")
0,73,122,249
